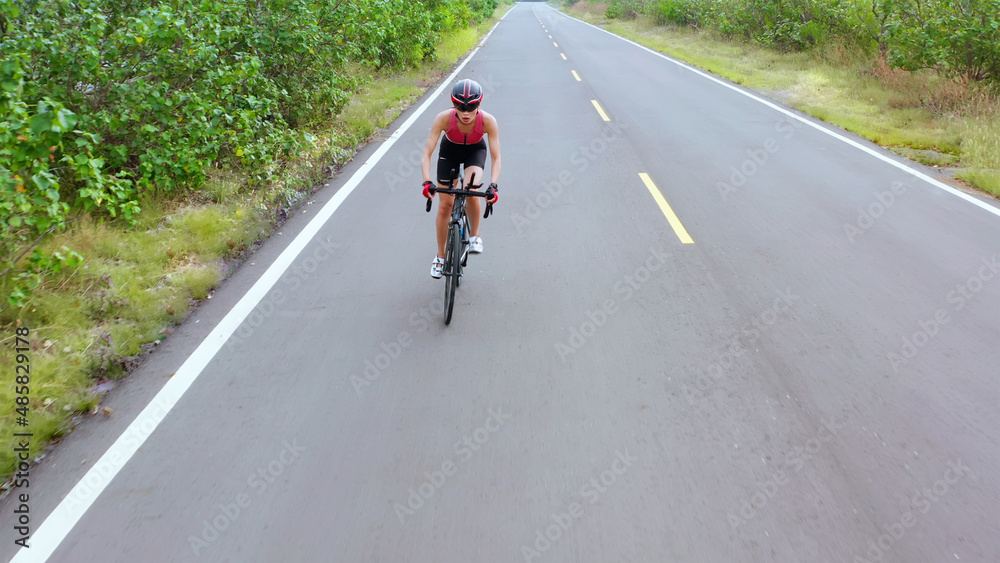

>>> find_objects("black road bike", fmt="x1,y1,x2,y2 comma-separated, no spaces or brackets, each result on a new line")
425,171,495,324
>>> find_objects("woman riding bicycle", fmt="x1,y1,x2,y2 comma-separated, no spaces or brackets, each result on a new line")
421,78,501,279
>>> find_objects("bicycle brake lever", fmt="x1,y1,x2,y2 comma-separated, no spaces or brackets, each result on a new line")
483,187,495,218
426,198,432,213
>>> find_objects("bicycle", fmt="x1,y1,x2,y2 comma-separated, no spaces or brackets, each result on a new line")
424,171,496,325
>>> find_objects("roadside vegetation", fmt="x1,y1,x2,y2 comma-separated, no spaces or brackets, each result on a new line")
562,0,1000,197
0,0,508,480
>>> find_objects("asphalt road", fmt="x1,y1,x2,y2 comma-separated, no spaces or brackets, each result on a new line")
3,3,999,562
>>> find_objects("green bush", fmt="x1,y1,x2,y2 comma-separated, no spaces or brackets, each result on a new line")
653,0,703,26
599,0,1000,81
886,0,1000,81
341,0,434,68
606,0,645,20
827,0,894,55
708,0,828,50
467,0,500,23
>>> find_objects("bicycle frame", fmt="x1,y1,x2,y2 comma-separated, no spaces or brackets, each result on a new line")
444,175,471,291
449,186,471,274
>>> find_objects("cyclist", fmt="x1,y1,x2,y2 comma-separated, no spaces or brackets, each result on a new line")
421,78,501,279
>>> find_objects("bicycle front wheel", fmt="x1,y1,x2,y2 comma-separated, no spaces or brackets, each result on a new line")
444,224,460,325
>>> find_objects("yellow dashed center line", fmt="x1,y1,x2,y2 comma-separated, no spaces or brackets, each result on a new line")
591,100,610,121
571,70,581,81
553,42,558,47
560,53,567,60
638,173,694,244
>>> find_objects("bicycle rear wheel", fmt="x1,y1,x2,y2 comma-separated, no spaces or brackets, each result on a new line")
443,224,460,324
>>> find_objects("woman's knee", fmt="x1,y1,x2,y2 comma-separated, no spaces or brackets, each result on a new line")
465,167,484,186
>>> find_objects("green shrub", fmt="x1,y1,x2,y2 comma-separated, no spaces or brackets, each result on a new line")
607,0,644,20
653,0,703,26
886,0,1000,81
603,0,1000,80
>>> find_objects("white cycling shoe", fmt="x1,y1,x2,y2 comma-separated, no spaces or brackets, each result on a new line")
430,257,444,279
469,236,483,254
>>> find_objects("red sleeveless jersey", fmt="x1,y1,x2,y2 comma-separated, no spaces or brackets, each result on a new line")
445,110,485,145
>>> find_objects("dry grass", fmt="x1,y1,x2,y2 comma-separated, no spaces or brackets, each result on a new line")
570,0,610,17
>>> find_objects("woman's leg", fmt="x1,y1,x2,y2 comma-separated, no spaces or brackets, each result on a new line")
464,165,484,237
435,139,462,259
436,190,455,258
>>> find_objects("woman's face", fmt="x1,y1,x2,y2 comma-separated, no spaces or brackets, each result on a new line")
455,105,479,123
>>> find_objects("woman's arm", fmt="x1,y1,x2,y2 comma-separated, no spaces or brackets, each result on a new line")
485,113,501,184
422,112,447,183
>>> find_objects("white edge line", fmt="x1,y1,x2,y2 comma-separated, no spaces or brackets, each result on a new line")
543,5,1000,219
11,9,512,563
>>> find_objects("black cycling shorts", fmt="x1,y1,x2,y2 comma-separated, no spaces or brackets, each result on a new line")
437,137,487,185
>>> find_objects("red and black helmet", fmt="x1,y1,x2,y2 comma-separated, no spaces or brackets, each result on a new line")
451,79,483,109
